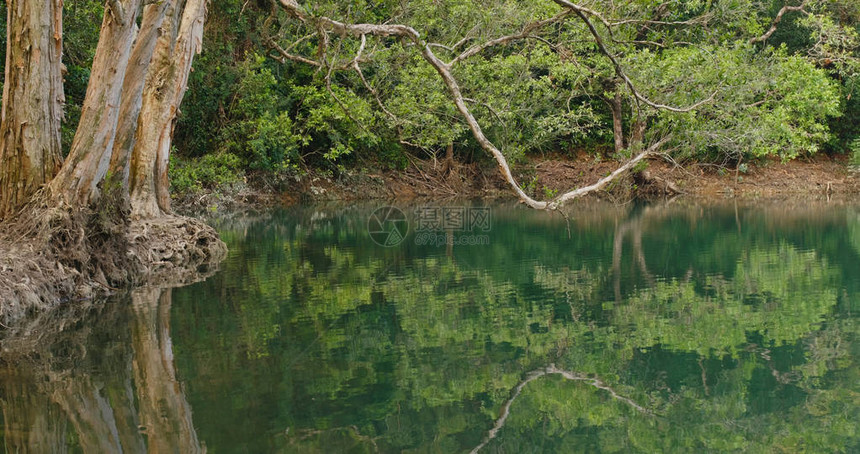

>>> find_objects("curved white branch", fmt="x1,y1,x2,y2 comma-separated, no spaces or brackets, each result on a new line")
470,364,653,453
749,2,808,44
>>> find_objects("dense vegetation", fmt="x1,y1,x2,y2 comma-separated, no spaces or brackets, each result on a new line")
2,1,859,194
167,0,860,192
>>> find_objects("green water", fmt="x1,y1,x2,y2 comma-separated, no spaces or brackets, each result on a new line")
3,201,860,453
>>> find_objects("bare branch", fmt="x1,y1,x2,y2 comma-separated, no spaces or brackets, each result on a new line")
448,11,572,66
749,2,808,44
551,138,669,207
553,0,717,113
463,97,503,122
266,36,322,66
351,34,416,136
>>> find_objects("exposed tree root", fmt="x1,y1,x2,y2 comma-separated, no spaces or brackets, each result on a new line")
470,364,652,454
0,201,225,328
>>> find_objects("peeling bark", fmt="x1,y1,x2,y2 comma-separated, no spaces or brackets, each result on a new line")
130,0,207,219
48,0,142,206
109,0,173,188
0,0,64,218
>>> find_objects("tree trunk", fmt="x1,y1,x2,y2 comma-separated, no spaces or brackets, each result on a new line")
629,114,646,152
48,0,142,206
109,1,172,188
130,0,207,219
0,0,64,218
610,90,624,154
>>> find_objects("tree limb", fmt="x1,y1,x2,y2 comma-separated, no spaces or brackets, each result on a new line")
552,138,669,207
749,2,808,44
266,36,322,66
448,11,572,66
552,0,717,113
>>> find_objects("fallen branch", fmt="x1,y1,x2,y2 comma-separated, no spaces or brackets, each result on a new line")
551,138,668,207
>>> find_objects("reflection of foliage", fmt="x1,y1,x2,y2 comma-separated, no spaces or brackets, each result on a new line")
850,209,860,259
170,204,860,452
616,244,837,356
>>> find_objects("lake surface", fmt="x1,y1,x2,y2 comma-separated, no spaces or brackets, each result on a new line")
2,201,860,452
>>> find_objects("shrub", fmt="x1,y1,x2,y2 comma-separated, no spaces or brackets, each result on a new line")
850,138,860,166
169,152,243,194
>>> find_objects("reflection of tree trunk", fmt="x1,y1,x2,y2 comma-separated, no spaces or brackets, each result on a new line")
0,367,67,453
131,287,205,453
612,210,656,303
0,287,204,453
49,372,140,453
613,218,627,304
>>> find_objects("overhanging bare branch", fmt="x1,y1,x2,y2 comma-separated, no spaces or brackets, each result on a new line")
749,2,808,44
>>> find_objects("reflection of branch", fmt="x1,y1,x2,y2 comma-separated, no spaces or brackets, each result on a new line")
285,425,380,452
471,364,652,453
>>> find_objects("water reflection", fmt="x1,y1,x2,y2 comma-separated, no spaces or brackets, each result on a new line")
3,201,860,452
0,288,204,453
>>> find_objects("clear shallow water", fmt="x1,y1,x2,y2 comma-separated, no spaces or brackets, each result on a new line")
3,201,860,452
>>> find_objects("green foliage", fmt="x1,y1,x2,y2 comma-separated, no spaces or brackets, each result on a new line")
214,54,300,171
6,0,855,187
169,152,242,194
634,44,841,161
851,138,860,165
62,0,104,156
